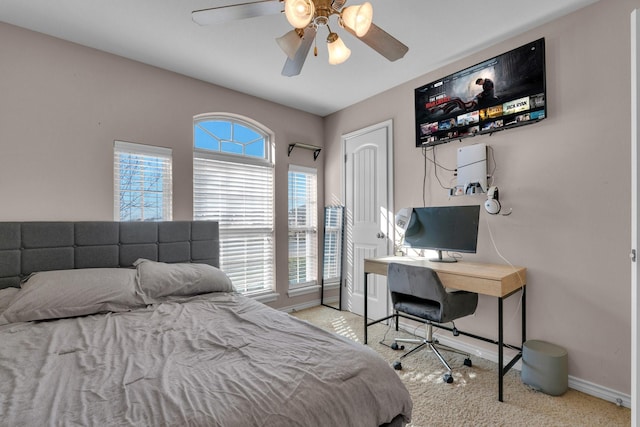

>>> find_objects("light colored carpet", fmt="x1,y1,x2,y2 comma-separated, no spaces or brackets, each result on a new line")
291,306,630,427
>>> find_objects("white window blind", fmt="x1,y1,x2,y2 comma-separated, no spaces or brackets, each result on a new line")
194,153,274,294
114,141,172,221
288,165,317,288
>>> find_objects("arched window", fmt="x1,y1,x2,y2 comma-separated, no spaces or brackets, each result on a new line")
193,114,274,295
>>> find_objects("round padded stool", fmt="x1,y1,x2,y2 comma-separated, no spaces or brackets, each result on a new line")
521,340,568,396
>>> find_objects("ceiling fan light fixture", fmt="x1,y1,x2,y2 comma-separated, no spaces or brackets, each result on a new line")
341,2,373,37
284,0,315,29
276,29,304,59
327,32,351,65
191,0,409,77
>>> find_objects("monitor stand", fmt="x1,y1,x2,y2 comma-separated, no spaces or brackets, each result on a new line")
429,250,458,263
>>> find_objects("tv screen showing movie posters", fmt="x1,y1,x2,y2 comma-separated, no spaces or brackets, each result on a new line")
415,38,546,147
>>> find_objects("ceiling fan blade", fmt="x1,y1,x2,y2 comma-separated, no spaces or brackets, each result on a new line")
192,1,281,26
345,23,409,62
281,26,317,77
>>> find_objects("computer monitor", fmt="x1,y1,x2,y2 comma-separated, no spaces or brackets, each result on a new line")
403,205,480,263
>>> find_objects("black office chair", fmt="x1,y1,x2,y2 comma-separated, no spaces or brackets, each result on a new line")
387,262,478,383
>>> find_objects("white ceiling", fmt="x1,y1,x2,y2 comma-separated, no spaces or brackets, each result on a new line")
0,0,598,117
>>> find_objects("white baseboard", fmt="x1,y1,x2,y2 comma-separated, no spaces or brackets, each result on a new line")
276,297,340,313
279,299,322,313
396,320,631,408
568,375,629,408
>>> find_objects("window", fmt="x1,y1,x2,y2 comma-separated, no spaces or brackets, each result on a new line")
193,114,274,295
114,141,172,221
288,165,317,289
322,206,344,285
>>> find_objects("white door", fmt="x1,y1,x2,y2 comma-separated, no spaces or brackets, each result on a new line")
631,9,639,423
343,120,393,321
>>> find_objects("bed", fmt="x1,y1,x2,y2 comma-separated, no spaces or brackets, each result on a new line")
0,221,412,426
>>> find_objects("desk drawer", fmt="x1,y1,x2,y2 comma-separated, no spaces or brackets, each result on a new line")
439,272,502,297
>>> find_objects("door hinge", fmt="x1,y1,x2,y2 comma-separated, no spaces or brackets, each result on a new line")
631,249,637,262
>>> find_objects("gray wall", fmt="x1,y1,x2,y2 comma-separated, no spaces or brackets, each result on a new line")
324,0,634,395
0,22,324,310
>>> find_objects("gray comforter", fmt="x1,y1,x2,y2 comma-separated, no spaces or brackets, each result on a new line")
0,293,411,426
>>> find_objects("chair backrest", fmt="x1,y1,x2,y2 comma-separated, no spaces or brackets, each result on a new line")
387,262,448,304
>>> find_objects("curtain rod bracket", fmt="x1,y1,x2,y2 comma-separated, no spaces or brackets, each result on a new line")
288,143,321,161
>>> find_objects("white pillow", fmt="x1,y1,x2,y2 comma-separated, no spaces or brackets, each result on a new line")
1,268,146,324
134,259,234,299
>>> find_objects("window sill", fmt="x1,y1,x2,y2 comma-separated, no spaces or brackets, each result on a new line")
247,291,279,304
287,284,321,298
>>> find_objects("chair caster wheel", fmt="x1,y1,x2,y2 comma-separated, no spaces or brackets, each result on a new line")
390,342,404,351
393,361,402,370
464,358,472,367
443,373,453,384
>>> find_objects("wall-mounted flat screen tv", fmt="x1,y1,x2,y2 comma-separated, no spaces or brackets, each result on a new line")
415,38,546,147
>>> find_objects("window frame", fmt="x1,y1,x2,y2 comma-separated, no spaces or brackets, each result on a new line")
193,115,272,166
288,164,318,293
113,140,173,222
322,205,344,286
193,113,275,298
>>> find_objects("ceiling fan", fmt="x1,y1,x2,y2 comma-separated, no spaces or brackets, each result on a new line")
192,0,409,77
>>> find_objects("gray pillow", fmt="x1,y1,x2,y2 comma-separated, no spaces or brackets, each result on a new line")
0,287,19,314
134,259,234,299
1,268,146,324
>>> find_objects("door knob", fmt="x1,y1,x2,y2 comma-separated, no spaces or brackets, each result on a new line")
376,232,385,239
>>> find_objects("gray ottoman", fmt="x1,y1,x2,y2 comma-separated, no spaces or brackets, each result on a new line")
521,340,568,396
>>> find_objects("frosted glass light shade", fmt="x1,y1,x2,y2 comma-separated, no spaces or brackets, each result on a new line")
284,0,315,29
341,2,373,37
327,34,351,65
276,30,303,59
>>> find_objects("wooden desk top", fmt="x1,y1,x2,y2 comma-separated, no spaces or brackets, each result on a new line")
364,256,526,298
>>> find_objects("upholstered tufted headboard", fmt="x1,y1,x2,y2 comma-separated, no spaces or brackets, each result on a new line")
0,221,219,289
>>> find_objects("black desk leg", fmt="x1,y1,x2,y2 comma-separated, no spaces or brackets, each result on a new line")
364,272,368,345
498,296,504,402
522,287,527,343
